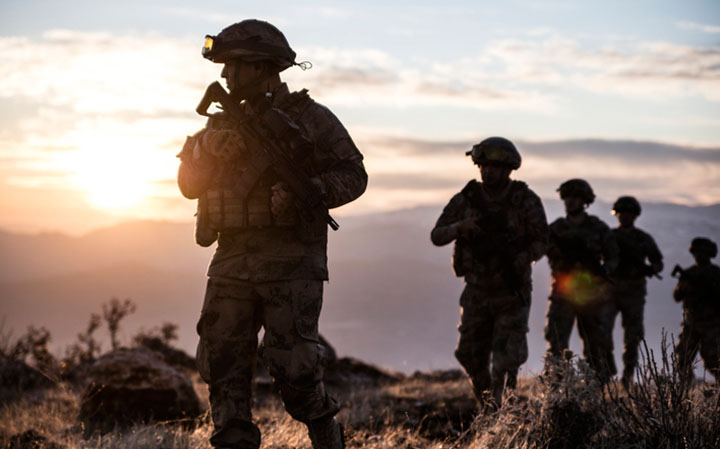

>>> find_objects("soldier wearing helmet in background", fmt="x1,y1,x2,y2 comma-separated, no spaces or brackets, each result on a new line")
177,19,367,449
431,137,548,409
673,237,720,384
608,196,663,387
545,179,618,383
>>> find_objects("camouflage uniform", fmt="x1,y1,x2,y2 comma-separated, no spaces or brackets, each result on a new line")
545,214,619,381
432,177,548,405
609,227,663,382
674,261,720,383
179,81,366,448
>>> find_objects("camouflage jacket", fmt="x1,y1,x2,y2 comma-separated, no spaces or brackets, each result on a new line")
673,263,720,322
178,83,367,281
431,179,548,297
547,213,619,300
610,227,663,293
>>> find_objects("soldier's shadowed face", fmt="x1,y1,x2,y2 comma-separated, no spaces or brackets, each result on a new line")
221,59,265,97
616,211,637,228
479,163,511,188
562,195,585,216
691,251,712,266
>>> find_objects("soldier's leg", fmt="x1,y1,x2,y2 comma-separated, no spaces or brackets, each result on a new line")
619,295,645,383
490,302,530,407
258,280,342,449
698,326,720,383
455,284,493,403
544,298,575,358
577,304,616,383
196,277,262,449
676,321,701,384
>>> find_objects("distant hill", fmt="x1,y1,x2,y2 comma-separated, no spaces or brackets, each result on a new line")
1,199,719,374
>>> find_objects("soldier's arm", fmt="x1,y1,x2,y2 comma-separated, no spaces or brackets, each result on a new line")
601,224,620,274
646,234,664,273
431,193,464,246
304,104,367,209
177,130,216,200
523,189,549,262
673,279,688,303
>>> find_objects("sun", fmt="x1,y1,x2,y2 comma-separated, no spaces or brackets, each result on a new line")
66,137,167,211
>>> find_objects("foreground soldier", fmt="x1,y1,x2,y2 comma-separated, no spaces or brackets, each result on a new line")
674,237,720,384
431,137,548,408
545,179,618,383
608,196,663,387
177,20,367,449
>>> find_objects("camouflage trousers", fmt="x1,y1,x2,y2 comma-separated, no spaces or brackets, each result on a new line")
544,297,617,382
196,277,339,449
455,283,529,406
607,291,645,381
676,315,720,384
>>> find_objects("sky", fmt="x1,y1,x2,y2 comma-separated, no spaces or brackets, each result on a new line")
1,0,719,235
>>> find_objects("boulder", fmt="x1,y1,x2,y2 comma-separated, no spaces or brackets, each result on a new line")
0,359,55,403
78,346,200,435
134,336,196,371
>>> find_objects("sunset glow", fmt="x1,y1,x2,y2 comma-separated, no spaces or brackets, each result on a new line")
0,1,718,234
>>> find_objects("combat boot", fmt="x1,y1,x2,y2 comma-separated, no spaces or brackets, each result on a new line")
307,416,344,449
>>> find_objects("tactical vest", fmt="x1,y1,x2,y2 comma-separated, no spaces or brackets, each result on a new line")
194,90,316,247
452,180,530,278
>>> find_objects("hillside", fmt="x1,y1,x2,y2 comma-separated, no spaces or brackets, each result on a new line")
1,199,719,374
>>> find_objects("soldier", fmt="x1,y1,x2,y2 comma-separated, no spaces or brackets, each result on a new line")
608,196,663,387
177,20,367,449
431,137,548,409
545,179,619,383
673,237,720,384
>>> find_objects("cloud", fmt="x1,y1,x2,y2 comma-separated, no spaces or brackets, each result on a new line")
677,21,720,34
354,134,720,207
0,28,719,234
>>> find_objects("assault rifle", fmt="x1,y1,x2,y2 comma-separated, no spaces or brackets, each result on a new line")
196,81,339,231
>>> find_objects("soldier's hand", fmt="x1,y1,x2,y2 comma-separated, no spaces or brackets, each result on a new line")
199,129,246,161
457,217,483,240
271,182,295,216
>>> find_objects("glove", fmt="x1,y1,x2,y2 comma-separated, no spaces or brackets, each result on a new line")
196,129,247,162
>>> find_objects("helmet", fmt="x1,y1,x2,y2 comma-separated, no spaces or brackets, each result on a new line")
557,179,595,205
202,19,296,70
690,237,717,258
465,137,521,170
612,196,641,215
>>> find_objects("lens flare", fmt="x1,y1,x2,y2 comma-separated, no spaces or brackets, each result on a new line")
555,269,603,306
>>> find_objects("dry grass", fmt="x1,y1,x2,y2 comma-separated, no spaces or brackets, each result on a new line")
1,339,718,449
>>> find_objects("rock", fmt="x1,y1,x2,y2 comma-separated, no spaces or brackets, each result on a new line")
324,357,403,387
0,359,55,403
78,347,200,435
134,337,196,371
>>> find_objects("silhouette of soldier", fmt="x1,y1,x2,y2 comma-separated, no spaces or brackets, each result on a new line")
431,137,548,408
674,237,720,384
545,179,618,383
177,20,367,449
608,196,663,387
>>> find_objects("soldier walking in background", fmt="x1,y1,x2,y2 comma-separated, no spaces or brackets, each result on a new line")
608,196,663,388
177,20,367,449
545,179,619,383
673,237,720,384
431,137,548,409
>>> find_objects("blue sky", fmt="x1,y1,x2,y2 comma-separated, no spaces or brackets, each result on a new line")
1,0,719,233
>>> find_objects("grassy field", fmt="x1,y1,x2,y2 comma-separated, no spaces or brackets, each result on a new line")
1,310,718,449
1,348,719,449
